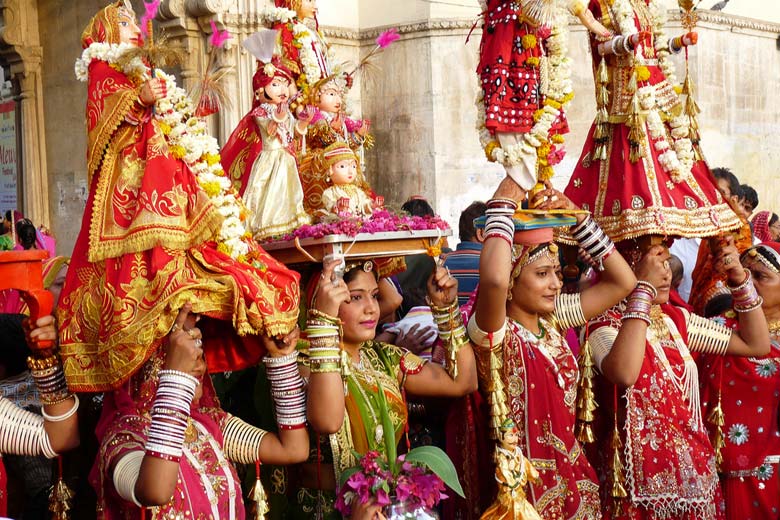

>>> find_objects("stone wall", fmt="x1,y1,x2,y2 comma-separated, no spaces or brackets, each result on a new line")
20,1,780,256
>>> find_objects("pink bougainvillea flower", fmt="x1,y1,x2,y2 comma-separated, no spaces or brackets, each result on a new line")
209,20,232,48
376,28,400,49
140,0,161,36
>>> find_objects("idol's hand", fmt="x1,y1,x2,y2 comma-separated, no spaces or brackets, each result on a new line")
140,78,167,106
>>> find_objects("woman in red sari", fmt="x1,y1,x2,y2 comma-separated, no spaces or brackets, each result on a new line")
59,2,300,393
698,242,780,520
467,179,636,519
587,238,770,519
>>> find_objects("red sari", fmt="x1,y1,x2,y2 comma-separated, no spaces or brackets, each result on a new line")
501,318,601,519
590,304,723,519
699,316,780,520
564,0,738,241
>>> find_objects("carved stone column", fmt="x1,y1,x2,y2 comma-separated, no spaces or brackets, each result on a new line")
0,0,49,227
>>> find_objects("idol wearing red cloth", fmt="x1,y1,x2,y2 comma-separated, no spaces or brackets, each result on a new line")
564,0,739,241
698,242,780,520
587,240,770,519
59,2,300,392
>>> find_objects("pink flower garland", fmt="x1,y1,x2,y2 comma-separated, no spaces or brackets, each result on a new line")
274,210,450,241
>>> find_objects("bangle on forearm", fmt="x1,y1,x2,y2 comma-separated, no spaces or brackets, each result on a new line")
669,36,684,54
41,395,79,423
729,270,763,313
28,356,71,406
484,204,515,246
306,315,342,374
223,416,268,464
623,281,656,324
0,397,56,458
571,215,616,269
430,300,469,378
144,370,198,463
264,352,306,429
486,198,518,211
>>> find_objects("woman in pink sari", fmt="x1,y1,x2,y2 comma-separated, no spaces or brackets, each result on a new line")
92,305,310,519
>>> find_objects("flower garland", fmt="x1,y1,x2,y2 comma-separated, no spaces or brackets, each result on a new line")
75,43,252,261
261,6,335,98
476,8,574,181
280,210,449,241
610,0,695,182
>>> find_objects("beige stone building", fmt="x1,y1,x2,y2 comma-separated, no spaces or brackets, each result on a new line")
0,0,778,255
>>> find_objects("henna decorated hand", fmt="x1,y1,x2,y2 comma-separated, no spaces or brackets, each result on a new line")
493,176,526,205
711,235,745,285
634,245,670,294
165,304,204,375
261,327,300,358
24,315,57,353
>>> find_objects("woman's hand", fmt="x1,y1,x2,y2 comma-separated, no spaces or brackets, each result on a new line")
711,235,746,285
426,265,457,308
24,314,57,352
530,184,587,223
164,304,203,374
634,245,670,291
350,499,387,520
139,78,167,106
392,323,438,355
313,258,351,318
261,326,300,358
493,176,525,205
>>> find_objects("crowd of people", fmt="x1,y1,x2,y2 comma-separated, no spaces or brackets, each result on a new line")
0,0,779,520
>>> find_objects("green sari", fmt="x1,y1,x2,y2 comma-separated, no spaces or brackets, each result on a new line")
287,341,425,519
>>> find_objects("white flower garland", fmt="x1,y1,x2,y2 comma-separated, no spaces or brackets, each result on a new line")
74,43,251,260
476,8,573,170
610,0,694,182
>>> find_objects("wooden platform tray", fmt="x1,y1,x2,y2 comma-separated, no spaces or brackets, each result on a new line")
261,229,451,266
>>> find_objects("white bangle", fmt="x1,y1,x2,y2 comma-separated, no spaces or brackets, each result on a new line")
41,395,79,423
113,451,144,507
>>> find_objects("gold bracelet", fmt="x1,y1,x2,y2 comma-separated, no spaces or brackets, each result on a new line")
27,355,60,371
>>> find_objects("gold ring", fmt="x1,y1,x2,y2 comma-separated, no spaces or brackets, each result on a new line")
170,324,179,334
186,328,197,339
724,257,732,265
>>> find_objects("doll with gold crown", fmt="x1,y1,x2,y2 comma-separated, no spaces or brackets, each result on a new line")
241,56,314,240
306,74,373,153
316,142,377,219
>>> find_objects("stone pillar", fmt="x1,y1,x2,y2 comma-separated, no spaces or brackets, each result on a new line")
0,0,49,227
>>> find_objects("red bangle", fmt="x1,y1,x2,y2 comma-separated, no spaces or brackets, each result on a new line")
485,232,513,248
278,422,307,431
145,449,181,463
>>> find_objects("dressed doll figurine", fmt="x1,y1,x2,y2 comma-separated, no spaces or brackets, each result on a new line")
264,0,332,101
61,2,301,392
477,0,611,195
563,0,740,241
242,57,313,240
481,418,543,520
306,75,372,152
317,142,376,219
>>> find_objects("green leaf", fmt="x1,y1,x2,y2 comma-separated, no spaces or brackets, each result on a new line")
374,380,398,474
338,466,361,488
405,445,465,498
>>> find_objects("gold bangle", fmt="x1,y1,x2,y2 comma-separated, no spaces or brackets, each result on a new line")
27,355,59,371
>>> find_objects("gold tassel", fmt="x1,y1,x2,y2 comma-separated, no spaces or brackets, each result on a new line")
609,420,628,498
49,457,74,520
681,69,702,159
625,71,645,164
592,58,611,161
575,338,598,444
707,396,725,470
250,460,270,520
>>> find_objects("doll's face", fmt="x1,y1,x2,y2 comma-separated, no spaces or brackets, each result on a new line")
264,77,291,104
500,428,519,449
297,0,317,19
318,87,342,113
330,159,358,185
117,9,141,46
